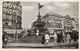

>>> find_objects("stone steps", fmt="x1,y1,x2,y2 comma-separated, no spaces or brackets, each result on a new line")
20,36,42,43
11,35,54,43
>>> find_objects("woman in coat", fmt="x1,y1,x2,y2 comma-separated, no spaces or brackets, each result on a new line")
53,32,57,44
45,32,50,45
66,33,71,44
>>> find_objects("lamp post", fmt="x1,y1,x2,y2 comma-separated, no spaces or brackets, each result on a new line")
16,21,18,39
2,25,5,44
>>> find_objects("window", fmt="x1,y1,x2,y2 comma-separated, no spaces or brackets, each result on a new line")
5,22,8,26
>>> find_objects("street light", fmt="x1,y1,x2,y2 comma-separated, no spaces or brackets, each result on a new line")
15,21,18,39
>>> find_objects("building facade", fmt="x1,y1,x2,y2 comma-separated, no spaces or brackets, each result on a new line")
2,2,22,34
72,18,79,32
64,15,73,32
41,12,74,34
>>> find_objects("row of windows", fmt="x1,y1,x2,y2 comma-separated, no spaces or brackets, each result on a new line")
3,21,21,29
42,15,62,21
2,14,21,21
2,14,12,20
45,22,62,28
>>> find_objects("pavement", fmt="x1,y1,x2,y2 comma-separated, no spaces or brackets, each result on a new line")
2,36,79,48
2,42,78,48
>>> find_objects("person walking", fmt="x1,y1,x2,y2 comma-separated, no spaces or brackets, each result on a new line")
57,32,63,44
53,32,57,44
62,33,66,43
45,31,50,45
4,35,8,44
42,33,45,44
66,33,71,44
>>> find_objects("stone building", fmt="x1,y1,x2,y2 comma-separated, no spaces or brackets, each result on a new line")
41,12,74,34
64,15,73,33
72,18,79,32
2,2,22,35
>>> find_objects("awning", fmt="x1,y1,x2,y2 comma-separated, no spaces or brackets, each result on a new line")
3,29,22,34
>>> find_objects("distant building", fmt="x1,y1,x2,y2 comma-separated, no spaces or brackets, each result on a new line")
41,12,74,34
2,2,22,35
63,15,73,32
72,18,79,32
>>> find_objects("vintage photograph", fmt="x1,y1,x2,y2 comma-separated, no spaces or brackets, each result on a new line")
2,1,79,48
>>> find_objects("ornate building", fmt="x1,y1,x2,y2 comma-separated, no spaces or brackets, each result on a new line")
72,18,79,32
2,2,22,34
64,15,73,32
41,12,74,34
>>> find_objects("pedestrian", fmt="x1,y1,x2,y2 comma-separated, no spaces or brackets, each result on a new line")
8,36,12,43
2,35,5,44
62,33,66,43
4,35,8,44
45,31,50,45
42,33,45,44
66,32,71,44
57,32,62,44
53,32,57,44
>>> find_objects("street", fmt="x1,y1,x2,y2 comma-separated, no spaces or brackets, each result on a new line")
3,41,78,48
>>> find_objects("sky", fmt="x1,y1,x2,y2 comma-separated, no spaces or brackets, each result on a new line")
21,2,79,28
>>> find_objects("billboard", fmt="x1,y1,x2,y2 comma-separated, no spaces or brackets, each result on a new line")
3,2,22,16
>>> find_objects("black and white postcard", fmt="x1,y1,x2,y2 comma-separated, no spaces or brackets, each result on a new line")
1,0,79,50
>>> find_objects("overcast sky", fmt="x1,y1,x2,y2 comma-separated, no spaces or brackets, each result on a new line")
21,2,79,28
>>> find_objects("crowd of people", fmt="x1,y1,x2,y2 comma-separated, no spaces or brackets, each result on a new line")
3,30,78,45
42,31,78,45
